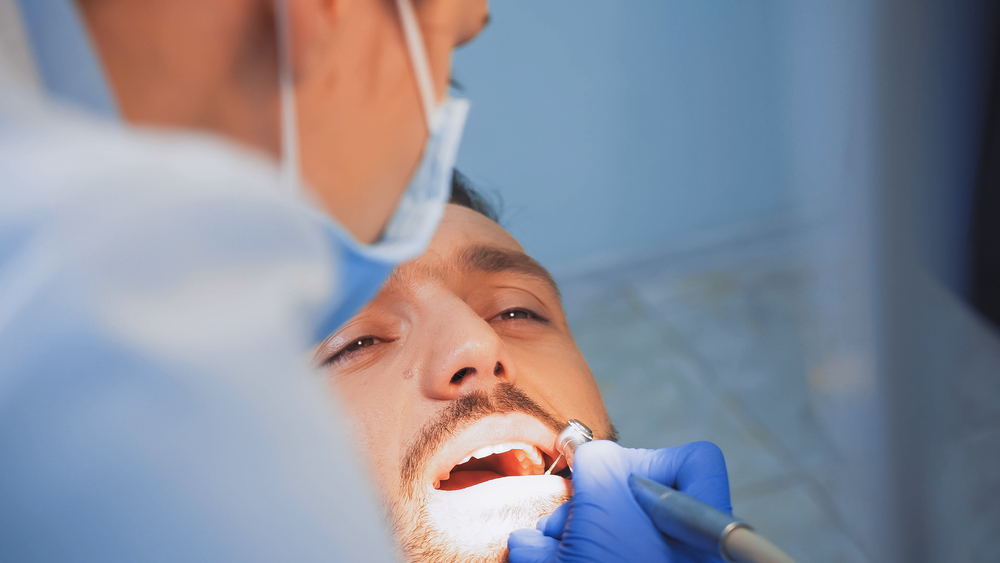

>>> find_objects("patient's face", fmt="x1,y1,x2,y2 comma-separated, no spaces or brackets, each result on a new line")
316,204,613,562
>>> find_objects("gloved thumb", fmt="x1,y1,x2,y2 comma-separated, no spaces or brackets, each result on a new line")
508,528,559,563
569,440,636,502
537,502,570,540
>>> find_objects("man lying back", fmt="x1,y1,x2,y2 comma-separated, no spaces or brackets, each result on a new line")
315,178,732,563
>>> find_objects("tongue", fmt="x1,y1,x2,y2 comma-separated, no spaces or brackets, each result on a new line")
439,470,504,491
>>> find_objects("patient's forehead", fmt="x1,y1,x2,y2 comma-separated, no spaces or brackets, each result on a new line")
393,204,527,282
431,204,524,256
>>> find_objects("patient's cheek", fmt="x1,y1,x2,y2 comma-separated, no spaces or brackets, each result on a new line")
532,361,607,423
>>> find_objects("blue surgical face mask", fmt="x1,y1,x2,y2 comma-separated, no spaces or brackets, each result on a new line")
310,97,470,342
13,0,119,117
273,0,470,342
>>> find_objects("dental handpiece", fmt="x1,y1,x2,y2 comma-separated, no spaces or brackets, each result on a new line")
547,420,793,563
629,475,793,563
544,419,593,475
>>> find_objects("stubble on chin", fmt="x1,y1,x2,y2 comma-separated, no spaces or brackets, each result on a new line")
391,490,569,563
385,383,573,563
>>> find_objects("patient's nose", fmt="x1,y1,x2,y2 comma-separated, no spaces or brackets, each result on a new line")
419,302,516,400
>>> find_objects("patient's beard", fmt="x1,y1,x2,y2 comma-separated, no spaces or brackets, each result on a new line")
389,382,570,563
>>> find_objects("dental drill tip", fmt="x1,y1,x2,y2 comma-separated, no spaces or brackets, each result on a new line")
544,453,564,475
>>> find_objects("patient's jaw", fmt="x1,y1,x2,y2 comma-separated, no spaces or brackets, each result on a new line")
317,205,613,563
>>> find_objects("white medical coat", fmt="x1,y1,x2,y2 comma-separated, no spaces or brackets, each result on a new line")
0,79,400,561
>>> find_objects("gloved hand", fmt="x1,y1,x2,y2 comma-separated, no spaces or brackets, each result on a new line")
508,441,730,563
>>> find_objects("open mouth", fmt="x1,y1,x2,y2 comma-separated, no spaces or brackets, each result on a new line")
436,442,557,490
415,415,574,552
426,413,574,493
417,413,574,548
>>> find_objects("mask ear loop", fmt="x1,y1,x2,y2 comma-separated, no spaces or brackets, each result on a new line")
394,0,437,131
274,0,300,194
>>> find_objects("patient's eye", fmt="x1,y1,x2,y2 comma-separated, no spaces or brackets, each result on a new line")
494,308,547,323
326,336,382,366
346,336,379,350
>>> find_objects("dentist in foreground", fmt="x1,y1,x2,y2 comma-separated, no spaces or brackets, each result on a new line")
0,1,732,561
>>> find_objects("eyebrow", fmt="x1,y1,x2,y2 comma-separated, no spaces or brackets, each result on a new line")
457,244,560,297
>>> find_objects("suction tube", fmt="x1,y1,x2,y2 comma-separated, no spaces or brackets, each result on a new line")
628,475,794,563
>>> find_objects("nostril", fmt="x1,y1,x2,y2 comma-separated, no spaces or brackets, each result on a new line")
451,367,474,385
493,362,503,376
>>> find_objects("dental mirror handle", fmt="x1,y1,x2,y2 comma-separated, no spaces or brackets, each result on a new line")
628,475,794,563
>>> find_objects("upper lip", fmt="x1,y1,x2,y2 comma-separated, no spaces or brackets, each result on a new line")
426,412,561,489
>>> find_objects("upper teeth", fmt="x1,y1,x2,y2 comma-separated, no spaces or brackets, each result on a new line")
458,442,543,466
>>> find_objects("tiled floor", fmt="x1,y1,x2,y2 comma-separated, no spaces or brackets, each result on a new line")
556,222,873,563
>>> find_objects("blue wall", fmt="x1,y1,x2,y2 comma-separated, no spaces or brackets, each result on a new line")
452,1,795,269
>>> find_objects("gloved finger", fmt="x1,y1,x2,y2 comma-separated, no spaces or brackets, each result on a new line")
631,441,731,514
508,529,559,563
569,440,633,500
538,502,570,539
573,440,731,515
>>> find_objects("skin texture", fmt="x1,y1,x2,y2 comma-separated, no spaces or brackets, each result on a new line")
77,0,489,243
316,205,615,562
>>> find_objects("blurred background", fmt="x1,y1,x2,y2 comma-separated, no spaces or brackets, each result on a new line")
452,1,1000,562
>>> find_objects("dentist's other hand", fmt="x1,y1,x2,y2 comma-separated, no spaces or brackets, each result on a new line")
508,441,730,563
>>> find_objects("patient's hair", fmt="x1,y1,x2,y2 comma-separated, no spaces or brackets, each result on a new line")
450,170,500,222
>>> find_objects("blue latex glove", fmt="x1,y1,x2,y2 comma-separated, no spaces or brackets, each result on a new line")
508,441,730,563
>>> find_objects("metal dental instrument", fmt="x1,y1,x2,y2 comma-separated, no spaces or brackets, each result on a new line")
543,454,562,475
629,475,794,563
545,419,594,475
